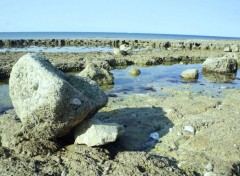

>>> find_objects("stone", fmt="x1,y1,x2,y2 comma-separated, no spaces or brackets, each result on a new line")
119,44,132,56
231,44,239,52
79,62,114,85
224,46,231,52
202,56,238,73
9,53,108,139
74,119,124,147
128,67,141,76
183,125,195,134
181,69,198,79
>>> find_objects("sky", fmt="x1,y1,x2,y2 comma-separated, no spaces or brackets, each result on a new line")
0,0,240,37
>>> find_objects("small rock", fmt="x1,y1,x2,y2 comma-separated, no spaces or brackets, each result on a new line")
183,125,195,134
79,62,114,85
149,132,160,140
231,44,239,52
129,67,141,76
181,69,198,80
204,172,216,176
224,46,232,52
205,163,214,171
74,119,124,147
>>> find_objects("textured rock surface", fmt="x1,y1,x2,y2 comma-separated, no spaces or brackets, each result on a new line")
74,119,124,146
79,62,114,85
181,69,198,79
202,56,238,73
9,53,107,138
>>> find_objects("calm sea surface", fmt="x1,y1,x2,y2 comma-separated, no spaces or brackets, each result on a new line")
0,32,240,40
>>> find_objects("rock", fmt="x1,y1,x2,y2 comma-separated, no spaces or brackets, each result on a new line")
183,125,195,134
113,48,121,55
204,172,216,176
74,119,124,147
224,46,231,52
79,62,114,85
181,69,198,79
119,44,132,56
9,53,108,139
205,163,214,171
202,56,238,73
231,44,239,52
128,67,141,76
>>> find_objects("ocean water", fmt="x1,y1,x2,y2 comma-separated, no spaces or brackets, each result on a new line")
0,32,240,40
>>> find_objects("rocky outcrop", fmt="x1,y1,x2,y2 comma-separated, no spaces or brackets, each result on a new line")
202,56,238,73
79,61,114,85
74,119,124,147
9,53,108,139
114,44,132,56
181,69,198,80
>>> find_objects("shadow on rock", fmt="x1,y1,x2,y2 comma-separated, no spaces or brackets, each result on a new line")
94,107,173,157
202,71,237,83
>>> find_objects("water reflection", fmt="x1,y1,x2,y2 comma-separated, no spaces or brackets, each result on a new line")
202,71,237,83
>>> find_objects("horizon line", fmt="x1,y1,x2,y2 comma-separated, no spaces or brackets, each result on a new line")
0,31,240,39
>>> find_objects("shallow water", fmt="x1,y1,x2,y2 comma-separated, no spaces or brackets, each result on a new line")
1,64,240,113
0,46,113,53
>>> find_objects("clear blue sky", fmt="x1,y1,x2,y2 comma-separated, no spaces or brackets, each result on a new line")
1,0,240,37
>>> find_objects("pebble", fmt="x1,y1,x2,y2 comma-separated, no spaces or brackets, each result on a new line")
183,125,195,134
205,163,214,171
204,172,216,176
149,132,159,140
177,132,182,136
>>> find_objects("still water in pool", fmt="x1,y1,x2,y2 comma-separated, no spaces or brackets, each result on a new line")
1,63,240,114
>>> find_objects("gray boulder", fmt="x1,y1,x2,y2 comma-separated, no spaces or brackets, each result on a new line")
79,61,114,85
181,69,198,80
202,56,238,73
9,53,108,139
74,119,124,147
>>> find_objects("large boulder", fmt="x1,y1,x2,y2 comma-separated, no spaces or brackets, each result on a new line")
202,56,238,73
9,53,108,139
79,61,114,85
74,119,124,147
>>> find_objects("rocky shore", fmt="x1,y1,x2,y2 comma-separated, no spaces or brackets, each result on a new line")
0,38,240,51
0,39,240,175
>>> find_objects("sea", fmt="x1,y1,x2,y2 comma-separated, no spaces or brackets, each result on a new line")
0,32,240,40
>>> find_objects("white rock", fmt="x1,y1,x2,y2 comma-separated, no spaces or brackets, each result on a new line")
181,69,199,79
205,163,214,171
184,125,195,134
74,119,124,147
70,98,81,105
149,132,159,140
204,172,216,176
